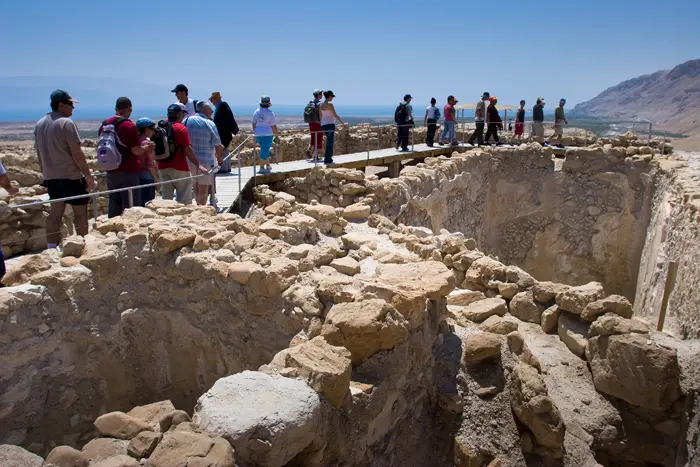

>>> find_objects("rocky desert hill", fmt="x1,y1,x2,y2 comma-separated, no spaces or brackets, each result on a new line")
572,59,700,138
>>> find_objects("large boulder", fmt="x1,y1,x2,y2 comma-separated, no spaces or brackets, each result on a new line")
580,295,633,321
586,334,682,411
321,299,409,364
148,423,234,467
193,371,320,467
540,305,562,334
127,430,162,458
479,315,519,335
447,289,486,307
532,281,570,305
91,455,139,467
557,312,590,358
465,256,507,288
509,291,546,324
126,400,177,430
2,250,57,286
0,444,44,467
510,364,566,449
556,282,604,315
81,438,129,463
262,336,352,408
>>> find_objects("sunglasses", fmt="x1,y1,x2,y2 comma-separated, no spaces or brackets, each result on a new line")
62,101,74,108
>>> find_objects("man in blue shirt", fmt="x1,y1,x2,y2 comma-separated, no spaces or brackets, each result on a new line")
183,101,224,205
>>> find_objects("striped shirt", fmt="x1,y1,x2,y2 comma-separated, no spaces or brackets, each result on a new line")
184,114,222,166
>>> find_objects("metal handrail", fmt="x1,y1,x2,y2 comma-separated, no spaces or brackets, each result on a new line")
7,136,252,210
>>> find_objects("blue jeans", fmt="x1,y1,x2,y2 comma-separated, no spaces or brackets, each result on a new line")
139,176,156,207
440,121,456,142
322,124,335,162
255,135,273,160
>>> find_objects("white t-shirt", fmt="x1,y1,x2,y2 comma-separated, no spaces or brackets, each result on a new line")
426,105,439,120
174,98,196,117
252,107,276,136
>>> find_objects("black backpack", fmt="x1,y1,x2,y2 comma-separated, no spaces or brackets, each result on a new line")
394,103,407,124
303,101,320,123
153,120,177,162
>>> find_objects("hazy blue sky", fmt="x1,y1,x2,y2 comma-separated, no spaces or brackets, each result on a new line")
1,0,698,108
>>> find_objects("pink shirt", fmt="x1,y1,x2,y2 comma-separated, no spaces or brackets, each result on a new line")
444,104,455,121
138,135,156,172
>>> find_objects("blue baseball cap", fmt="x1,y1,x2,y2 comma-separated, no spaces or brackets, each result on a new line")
136,117,155,129
560,98,566,103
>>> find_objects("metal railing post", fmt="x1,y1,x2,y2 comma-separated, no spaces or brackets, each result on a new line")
648,122,653,143
411,125,414,152
253,139,257,186
237,146,242,212
366,124,370,164
127,188,133,208
91,194,98,230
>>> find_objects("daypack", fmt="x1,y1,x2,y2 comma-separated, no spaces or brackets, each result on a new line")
394,103,407,124
96,118,127,171
433,106,441,121
303,101,320,123
153,120,177,162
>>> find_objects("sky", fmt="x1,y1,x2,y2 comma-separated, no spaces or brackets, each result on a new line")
0,0,699,110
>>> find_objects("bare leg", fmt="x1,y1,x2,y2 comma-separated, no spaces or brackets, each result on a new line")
194,184,209,205
47,202,66,246
72,204,89,237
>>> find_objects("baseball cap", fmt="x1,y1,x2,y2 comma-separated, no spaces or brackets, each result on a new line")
313,89,323,95
167,103,187,115
404,94,412,100
560,98,566,103
482,92,490,99
171,84,188,93
260,95,272,106
135,117,155,129
50,89,79,105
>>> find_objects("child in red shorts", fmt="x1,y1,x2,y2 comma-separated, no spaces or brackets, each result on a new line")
514,100,526,139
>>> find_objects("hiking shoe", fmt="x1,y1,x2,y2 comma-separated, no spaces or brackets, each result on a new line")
305,150,312,159
324,159,335,165
451,141,460,146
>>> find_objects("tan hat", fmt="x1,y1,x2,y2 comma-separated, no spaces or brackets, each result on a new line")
210,91,222,100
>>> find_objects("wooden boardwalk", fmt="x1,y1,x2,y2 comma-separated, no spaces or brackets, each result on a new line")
216,142,489,211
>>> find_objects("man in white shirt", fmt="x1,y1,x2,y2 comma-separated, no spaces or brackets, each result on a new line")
172,84,196,117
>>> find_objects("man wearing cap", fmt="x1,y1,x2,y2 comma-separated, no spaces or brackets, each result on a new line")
34,90,95,248
306,89,324,161
172,84,196,117
467,92,489,146
532,98,545,138
552,99,568,147
157,103,204,205
440,95,459,146
210,92,238,173
99,97,155,217
183,101,224,206
396,94,414,152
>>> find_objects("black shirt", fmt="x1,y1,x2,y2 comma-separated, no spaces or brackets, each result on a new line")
532,104,544,122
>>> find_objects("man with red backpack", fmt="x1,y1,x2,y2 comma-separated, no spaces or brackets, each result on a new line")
98,97,154,217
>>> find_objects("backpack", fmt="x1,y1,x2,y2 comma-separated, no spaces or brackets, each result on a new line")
96,118,127,171
153,120,177,162
394,103,407,124
433,106,441,121
303,101,320,123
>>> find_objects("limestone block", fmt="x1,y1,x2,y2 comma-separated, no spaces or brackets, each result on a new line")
462,332,502,363
81,438,129,463
588,315,650,337
510,363,565,449
94,412,152,440
329,256,361,276
509,291,545,324
586,334,681,411
580,295,633,321
2,250,57,285
193,371,318,467
263,336,352,408
556,282,604,315
557,312,590,358
340,232,377,250
456,297,507,324
127,400,176,430
151,228,196,256
321,299,409,364
228,261,262,285
505,265,536,288
127,431,162,458
479,315,519,335
91,455,139,467
540,305,562,334
45,446,90,467
0,445,44,467
532,281,570,305
158,410,191,433
447,289,487,306
61,235,85,257
506,331,541,371
497,282,519,299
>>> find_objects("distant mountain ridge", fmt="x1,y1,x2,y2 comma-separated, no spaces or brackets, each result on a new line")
571,59,700,135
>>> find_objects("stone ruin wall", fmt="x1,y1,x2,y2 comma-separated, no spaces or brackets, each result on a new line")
1,192,699,466
276,141,660,301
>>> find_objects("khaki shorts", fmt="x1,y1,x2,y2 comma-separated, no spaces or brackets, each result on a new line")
188,161,216,186
553,125,564,136
532,122,544,137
